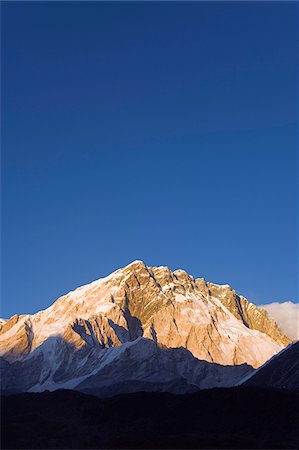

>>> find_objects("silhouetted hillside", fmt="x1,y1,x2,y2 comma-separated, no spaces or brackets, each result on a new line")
2,386,298,449
242,341,299,390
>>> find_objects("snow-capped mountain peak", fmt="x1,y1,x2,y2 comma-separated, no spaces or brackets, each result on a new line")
0,261,291,396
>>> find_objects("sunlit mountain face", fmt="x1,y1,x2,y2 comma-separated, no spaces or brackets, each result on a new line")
0,261,291,397
1,261,298,450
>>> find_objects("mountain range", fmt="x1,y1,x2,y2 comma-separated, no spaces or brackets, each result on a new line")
0,260,293,396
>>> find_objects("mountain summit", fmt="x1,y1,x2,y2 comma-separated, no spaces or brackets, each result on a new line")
0,261,291,395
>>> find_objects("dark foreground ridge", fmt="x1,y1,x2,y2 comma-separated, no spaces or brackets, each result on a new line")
243,341,299,390
2,386,298,449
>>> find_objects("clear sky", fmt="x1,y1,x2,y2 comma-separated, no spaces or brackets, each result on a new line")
2,1,298,318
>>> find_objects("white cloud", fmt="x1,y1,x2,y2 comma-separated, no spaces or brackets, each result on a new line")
260,301,299,341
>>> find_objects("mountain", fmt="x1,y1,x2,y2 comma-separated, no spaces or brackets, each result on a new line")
0,261,290,395
241,341,299,390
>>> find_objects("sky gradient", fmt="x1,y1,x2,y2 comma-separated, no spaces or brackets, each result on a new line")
2,1,298,318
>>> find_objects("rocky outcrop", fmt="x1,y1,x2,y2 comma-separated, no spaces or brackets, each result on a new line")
0,315,33,360
207,282,290,346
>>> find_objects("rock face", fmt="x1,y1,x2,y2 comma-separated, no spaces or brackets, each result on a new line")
0,261,291,395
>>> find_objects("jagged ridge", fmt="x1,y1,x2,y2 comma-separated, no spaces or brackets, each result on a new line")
0,261,291,395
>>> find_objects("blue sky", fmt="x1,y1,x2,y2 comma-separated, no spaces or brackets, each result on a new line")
2,2,298,317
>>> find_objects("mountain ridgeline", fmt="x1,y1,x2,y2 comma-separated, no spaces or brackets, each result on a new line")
0,261,291,396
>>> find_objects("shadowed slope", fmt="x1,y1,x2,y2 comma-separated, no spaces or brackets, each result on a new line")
0,336,253,395
242,341,299,390
2,387,298,449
